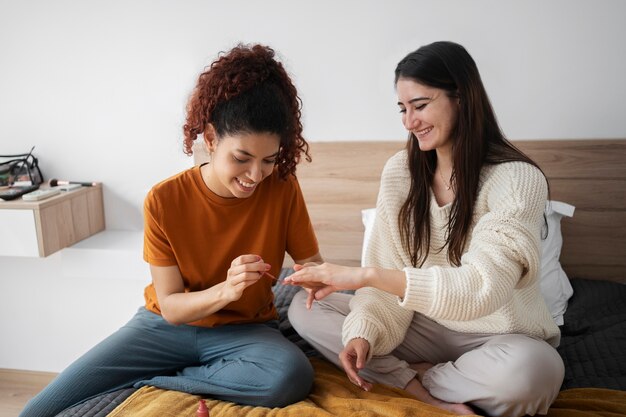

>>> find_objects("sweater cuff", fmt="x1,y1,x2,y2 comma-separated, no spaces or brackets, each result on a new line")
342,314,381,361
398,267,436,313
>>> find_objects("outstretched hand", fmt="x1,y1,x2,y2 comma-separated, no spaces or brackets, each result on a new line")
283,262,366,308
339,338,373,391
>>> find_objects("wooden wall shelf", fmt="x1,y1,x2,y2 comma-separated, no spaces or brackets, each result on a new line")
0,184,105,257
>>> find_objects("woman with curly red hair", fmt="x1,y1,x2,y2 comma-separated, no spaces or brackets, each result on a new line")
21,44,322,417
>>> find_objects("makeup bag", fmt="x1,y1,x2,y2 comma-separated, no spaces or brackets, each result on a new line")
0,147,44,186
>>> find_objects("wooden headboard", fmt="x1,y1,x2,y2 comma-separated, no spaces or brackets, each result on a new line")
193,139,626,283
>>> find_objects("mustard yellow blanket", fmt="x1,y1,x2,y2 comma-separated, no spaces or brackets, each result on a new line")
108,359,626,417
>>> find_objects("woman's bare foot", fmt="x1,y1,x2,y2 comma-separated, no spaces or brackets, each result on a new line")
409,362,435,381
405,363,475,415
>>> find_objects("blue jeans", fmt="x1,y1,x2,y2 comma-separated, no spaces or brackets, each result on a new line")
20,307,314,417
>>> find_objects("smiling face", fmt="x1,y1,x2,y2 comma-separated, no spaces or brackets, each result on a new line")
202,131,280,198
396,78,459,154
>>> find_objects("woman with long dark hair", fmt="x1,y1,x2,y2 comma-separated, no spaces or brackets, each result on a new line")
288,41,563,416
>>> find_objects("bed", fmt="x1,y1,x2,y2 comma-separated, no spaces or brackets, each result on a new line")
57,139,626,416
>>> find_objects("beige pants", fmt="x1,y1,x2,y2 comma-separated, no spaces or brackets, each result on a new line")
288,291,564,417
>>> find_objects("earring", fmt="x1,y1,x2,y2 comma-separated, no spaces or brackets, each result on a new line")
201,140,213,164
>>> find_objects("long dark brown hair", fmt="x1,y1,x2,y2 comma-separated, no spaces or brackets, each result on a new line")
182,43,310,180
396,41,546,267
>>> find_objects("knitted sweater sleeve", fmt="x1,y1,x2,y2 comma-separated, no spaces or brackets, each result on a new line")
342,155,415,357
399,162,548,321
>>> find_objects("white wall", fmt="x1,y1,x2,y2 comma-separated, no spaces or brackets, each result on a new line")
0,253,148,372
2,0,626,230
1,0,625,372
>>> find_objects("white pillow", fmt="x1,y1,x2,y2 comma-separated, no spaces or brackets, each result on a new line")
360,200,575,325
361,208,377,267
539,201,575,325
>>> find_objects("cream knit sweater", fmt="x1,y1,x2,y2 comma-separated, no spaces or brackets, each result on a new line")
343,151,560,357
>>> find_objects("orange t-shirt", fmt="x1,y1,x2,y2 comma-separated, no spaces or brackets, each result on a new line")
143,164,319,327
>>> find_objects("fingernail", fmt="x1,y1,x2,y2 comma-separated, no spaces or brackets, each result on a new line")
266,264,271,270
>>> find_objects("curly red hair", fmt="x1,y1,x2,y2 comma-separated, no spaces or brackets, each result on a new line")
183,44,310,179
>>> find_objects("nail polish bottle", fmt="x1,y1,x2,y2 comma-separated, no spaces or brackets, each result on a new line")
197,399,209,417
